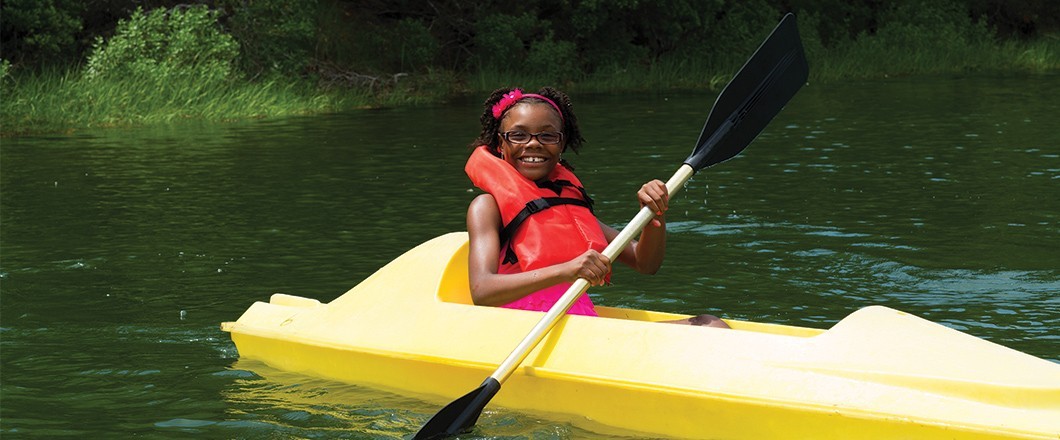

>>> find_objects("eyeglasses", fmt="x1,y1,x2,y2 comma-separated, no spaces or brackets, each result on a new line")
500,130,564,145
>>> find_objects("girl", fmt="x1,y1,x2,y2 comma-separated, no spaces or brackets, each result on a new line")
464,87,727,328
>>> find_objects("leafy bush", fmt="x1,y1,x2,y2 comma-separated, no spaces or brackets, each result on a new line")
527,33,580,82
325,14,439,75
468,12,580,81
709,0,782,57
875,0,994,48
792,10,827,64
566,1,650,68
389,18,440,71
473,13,542,70
84,6,239,83
0,0,83,63
223,0,317,76
0,59,11,82
830,0,997,73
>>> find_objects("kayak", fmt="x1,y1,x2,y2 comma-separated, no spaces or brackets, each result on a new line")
222,232,1060,439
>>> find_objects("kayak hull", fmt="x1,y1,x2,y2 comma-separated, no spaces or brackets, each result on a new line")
223,232,1060,439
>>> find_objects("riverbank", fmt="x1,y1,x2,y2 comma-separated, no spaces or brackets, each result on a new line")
2,36,1057,137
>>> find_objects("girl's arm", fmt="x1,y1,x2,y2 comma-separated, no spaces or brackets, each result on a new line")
608,179,668,274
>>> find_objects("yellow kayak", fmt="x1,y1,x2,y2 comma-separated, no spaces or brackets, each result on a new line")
222,232,1060,439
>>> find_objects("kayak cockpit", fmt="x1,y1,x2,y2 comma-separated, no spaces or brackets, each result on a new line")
433,233,824,337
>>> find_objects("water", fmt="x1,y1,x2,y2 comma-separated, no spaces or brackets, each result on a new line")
2,74,1058,438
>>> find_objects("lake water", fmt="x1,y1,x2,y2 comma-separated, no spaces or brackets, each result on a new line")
2,74,1058,438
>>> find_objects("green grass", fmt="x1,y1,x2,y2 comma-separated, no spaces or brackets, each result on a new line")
0,66,463,136
578,58,733,93
465,53,741,94
807,33,1059,81
3,34,1057,137
0,68,368,135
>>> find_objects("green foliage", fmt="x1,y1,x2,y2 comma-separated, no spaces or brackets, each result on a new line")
468,10,579,81
565,0,651,68
786,0,881,46
1,66,354,134
472,13,544,69
712,0,783,55
84,6,239,84
390,18,441,71
792,9,828,63
965,0,1060,38
365,18,439,72
527,33,580,82
875,0,994,47
1013,40,1060,71
223,0,318,76
5,0,1060,135
4,0,1060,78
0,59,11,83
809,0,1002,78
0,0,84,62
324,13,440,75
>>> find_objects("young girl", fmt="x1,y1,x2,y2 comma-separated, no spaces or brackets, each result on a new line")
465,87,727,328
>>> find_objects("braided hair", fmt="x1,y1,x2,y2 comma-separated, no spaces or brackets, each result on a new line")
470,86,586,170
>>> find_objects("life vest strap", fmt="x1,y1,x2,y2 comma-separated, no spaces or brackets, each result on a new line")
500,197,593,265
539,180,595,211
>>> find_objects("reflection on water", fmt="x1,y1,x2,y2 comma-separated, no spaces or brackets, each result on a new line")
216,359,645,439
2,74,1058,438
208,361,428,439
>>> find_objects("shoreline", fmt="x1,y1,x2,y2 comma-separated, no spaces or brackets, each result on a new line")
2,41,1057,138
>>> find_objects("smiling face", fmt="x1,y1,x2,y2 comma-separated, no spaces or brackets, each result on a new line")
497,102,565,182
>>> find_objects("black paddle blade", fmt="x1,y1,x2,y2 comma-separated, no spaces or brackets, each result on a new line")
413,378,501,440
685,13,809,171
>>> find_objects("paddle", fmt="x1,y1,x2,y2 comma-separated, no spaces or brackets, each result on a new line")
414,13,808,440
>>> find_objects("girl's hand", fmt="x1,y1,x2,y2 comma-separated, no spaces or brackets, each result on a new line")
638,179,669,227
567,249,611,286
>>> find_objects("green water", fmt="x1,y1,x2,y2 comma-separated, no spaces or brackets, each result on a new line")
2,74,1058,438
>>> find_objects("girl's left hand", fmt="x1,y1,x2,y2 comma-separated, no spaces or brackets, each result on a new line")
637,179,668,227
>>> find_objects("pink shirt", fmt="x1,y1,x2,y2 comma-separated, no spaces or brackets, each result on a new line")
500,282,598,316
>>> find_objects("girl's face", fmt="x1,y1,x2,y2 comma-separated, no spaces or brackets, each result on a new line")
497,102,565,182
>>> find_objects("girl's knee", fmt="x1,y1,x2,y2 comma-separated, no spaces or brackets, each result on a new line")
688,314,730,329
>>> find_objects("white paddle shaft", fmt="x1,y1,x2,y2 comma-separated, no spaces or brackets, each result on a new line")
489,164,696,384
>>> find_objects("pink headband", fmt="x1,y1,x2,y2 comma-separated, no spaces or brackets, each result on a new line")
490,89,564,123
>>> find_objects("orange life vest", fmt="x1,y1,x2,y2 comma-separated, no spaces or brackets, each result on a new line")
466,145,609,271
465,146,609,315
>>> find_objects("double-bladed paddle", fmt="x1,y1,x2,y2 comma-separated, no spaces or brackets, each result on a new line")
414,12,809,439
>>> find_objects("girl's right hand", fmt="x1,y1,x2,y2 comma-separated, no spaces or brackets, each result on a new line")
638,179,669,227
568,249,611,286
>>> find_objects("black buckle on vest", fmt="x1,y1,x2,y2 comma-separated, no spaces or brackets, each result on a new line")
525,198,550,215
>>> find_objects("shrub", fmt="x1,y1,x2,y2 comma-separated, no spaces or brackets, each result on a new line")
473,13,542,70
84,6,239,84
793,9,828,63
875,0,994,48
388,18,440,72
0,59,11,83
710,0,782,57
527,34,580,82
567,1,651,68
0,0,83,63
223,0,317,76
